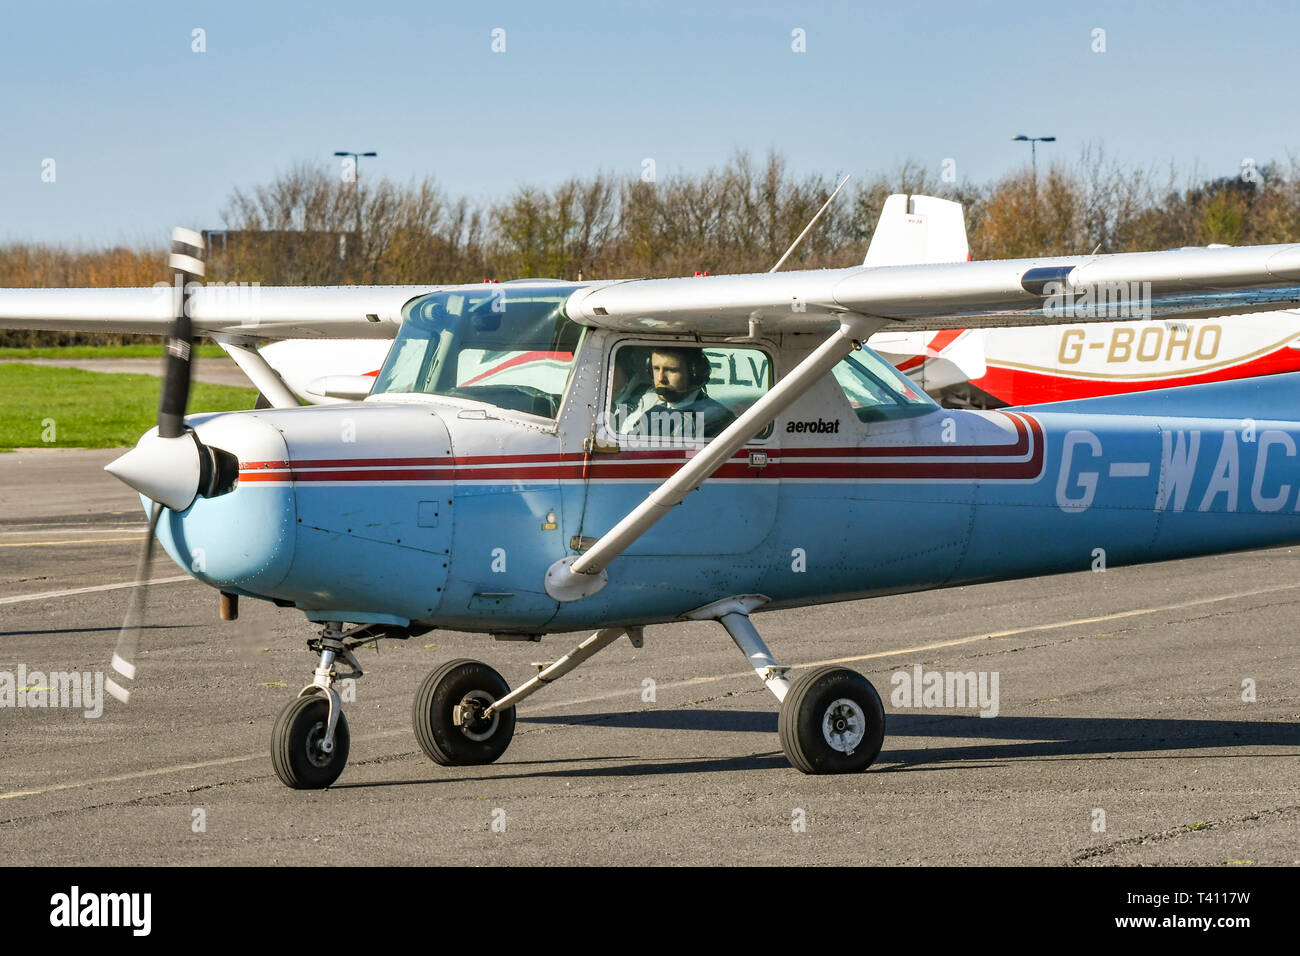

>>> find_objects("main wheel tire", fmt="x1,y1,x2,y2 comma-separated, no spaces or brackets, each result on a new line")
778,666,885,774
413,659,515,766
271,694,350,789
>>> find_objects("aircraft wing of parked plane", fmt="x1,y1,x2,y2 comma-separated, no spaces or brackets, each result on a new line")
11,196,1297,406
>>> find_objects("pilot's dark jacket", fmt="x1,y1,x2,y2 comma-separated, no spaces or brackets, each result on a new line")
643,389,736,439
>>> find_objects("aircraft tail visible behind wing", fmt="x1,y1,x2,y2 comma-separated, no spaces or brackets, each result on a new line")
864,195,975,399
863,194,969,267
870,328,986,393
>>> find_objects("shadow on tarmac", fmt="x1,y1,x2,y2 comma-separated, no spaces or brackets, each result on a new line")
331,710,1300,790
522,708,1300,749
0,624,185,637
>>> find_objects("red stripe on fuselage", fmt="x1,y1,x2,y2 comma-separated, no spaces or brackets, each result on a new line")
236,412,1043,483
975,347,1300,406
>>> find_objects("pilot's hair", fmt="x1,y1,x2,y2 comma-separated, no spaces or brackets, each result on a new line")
648,347,712,388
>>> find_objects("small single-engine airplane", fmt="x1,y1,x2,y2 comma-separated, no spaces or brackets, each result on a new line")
4,226,1300,789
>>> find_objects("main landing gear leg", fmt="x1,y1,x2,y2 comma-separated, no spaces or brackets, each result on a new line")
688,595,886,774
411,627,643,767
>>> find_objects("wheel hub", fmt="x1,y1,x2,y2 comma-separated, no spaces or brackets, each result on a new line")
304,720,334,767
821,698,866,754
453,690,500,741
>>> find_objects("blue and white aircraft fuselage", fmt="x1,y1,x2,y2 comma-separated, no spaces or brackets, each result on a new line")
160,370,1300,635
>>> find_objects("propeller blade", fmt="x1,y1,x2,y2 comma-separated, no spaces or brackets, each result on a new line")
105,501,163,704
107,227,206,705
158,227,204,439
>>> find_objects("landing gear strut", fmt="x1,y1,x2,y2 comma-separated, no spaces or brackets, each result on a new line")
688,595,886,774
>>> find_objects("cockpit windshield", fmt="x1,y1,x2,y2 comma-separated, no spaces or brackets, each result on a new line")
371,284,586,418
832,347,939,422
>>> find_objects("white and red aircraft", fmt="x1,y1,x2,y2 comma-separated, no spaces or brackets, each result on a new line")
871,311,1300,407
861,199,1300,407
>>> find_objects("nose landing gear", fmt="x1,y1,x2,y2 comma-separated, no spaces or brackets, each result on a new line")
271,622,412,790
271,693,351,790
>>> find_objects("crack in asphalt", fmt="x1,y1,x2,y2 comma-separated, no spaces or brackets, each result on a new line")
1069,803,1300,864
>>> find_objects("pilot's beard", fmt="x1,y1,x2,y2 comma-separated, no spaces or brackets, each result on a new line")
654,385,690,403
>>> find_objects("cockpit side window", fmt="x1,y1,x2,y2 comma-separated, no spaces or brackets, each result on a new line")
603,342,773,446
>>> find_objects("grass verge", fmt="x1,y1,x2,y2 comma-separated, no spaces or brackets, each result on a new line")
0,363,259,450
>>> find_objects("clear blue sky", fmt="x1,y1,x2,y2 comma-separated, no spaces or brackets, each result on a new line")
3,0,1298,246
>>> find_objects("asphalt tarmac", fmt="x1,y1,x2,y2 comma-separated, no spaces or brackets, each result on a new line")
1,447,1298,866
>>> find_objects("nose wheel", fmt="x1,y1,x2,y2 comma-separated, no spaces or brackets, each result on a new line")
413,659,516,766
778,665,885,774
271,694,351,789
269,622,386,790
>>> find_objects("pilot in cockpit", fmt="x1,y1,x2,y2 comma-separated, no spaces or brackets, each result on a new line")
612,346,735,440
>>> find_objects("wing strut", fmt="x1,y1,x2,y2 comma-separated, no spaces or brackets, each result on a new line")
544,316,878,601
213,335,301,408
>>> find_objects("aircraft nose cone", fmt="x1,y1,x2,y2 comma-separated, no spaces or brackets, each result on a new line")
104,432,202,512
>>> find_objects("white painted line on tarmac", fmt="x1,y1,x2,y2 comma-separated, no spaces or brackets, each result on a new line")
0,755,267,801
0,536,144,548
0,527,145,536
0,575,192,606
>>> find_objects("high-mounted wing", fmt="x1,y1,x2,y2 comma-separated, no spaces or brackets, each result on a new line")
0,285,436,339
563,243,1300,336
548,240,1300,600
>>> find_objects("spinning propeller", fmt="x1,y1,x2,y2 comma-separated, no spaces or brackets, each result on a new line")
104,228,236,704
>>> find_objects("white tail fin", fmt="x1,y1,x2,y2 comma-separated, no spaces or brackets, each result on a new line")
863,194,969,267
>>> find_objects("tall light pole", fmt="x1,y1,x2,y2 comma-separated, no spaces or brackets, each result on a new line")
333,150,377,260
1012,134,1055,181
1012,135,1054,256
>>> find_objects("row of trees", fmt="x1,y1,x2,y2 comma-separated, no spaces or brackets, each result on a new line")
4,149,1300,346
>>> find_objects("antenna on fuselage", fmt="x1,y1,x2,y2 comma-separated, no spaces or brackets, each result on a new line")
768,173,852,273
